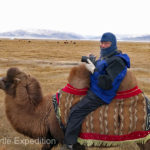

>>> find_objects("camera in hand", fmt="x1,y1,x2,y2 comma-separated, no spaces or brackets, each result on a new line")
81,55,96,64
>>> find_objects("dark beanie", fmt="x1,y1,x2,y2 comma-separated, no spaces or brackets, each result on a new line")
100,32,117,57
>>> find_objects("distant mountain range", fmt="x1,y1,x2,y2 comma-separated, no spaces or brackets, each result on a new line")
0,29,90,40
120,35,150,41
0,29,150,41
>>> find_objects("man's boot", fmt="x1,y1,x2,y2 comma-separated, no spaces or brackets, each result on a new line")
60,144,73,150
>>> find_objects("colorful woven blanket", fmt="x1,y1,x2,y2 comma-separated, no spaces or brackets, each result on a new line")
52,84,150,146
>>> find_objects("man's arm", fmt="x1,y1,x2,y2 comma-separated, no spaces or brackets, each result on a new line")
98,58,126,90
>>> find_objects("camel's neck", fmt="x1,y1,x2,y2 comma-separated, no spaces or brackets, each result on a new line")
5,94,52,138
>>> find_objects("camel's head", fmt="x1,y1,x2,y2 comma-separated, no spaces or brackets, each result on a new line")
0,67,43,106
68,64,90,89
0,67,28,95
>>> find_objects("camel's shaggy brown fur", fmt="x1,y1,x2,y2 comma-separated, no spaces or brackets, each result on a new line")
67,64,90,89
0,65,150,150
0,67,64,150
0,65,90,150
118,69,137,91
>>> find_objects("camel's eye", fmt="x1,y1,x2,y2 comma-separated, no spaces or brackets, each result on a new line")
2,78,13,89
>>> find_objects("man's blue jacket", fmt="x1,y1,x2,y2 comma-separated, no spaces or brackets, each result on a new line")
90,52,130,104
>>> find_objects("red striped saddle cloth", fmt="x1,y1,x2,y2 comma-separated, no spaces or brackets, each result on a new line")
55,84,150,146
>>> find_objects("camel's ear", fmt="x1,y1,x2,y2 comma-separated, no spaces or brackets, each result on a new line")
14,78,21,84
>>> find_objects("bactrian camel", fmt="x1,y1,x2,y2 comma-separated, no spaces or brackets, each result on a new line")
0,64,150,150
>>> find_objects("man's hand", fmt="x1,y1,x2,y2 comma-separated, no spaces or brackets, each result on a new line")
85,59,96,74
89,54,96,64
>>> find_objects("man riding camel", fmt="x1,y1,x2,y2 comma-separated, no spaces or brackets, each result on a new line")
62,32,130,150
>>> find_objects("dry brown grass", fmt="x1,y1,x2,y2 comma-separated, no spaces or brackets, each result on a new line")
0,39,150,150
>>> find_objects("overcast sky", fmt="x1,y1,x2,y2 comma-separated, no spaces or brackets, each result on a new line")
0,0,150,36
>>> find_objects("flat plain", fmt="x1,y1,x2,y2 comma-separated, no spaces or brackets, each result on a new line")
0,39,150,150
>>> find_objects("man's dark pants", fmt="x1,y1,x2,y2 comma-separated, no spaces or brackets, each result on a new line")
64,90,106,145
